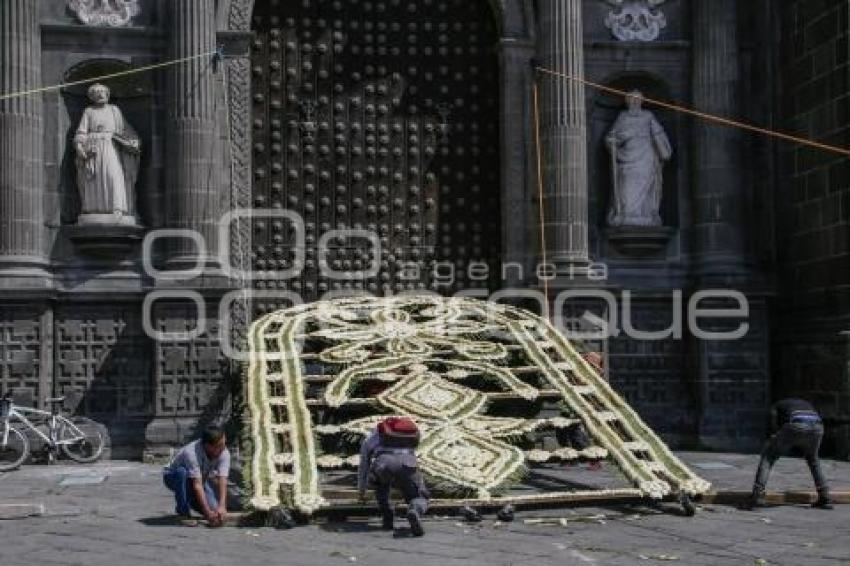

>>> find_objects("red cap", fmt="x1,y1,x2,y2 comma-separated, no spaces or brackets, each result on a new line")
378,417,418,435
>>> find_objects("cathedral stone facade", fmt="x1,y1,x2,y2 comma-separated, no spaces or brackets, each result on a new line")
0,0,847,458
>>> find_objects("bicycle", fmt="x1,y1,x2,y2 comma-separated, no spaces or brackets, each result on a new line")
0,393,105,472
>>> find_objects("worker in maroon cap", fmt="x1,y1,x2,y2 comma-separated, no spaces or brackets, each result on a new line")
358,417,429,536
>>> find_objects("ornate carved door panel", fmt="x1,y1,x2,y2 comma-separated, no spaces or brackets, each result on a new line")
54,305,152,419
251,0,501,311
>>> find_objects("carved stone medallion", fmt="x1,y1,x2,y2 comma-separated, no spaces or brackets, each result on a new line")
68,0,141,27
603,0,667,42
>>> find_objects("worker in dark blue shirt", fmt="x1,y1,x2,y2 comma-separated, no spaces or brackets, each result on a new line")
747,399,832,509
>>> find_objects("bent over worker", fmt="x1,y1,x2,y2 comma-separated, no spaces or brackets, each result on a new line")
748,398,832,509
358,417,430,536
163,426,231,526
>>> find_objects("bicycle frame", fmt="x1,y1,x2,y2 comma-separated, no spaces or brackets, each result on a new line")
1,418,11,447
3,406,85,447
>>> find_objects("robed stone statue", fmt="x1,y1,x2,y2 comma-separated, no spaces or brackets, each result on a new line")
74,83,141,224
606,90,672,227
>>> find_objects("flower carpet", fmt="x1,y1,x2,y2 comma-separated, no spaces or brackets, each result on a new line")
241,296,709,515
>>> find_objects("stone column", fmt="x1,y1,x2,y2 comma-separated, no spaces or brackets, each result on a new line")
692,0,747,282
146,0,226,455
0,1,46,273
537,0,589,274
166,0,221,270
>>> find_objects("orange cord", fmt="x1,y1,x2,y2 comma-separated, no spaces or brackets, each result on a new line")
532,77,550,315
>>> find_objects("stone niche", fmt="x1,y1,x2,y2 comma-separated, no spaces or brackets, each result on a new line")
60,59,152,257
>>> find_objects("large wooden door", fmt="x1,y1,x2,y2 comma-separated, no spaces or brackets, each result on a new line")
251,0,501,311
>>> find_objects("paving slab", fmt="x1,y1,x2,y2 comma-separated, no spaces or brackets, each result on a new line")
0,503,44,519
58,471,109,486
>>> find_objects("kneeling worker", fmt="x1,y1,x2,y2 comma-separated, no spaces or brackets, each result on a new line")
163,426,231,526
748,398,832,509
358,417,429,536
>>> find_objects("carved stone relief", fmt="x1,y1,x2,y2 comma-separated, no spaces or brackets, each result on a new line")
68,0,141,27
603,0,667,42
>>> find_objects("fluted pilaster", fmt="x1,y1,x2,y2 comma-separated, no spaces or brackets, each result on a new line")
166,0,221,267
692,0,747,280
537,0,589,271
692,0,766,451
0,0,46,268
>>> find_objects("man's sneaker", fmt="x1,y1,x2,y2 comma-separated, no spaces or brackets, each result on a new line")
812,498,834,510
381,511,395,530
407,510,425,537
743,490,766,510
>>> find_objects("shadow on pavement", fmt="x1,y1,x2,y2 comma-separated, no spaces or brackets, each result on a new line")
137,516,183,527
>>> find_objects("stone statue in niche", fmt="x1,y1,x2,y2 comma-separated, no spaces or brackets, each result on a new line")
74,83,142,226
606,90,672,228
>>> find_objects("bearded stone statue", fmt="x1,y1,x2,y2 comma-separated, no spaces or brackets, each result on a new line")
74,83,141,225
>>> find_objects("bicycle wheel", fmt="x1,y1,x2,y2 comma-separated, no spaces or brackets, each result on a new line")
59,417,104,463
0,424,29,472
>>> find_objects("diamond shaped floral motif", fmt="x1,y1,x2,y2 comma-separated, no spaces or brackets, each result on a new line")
378,373,486,420
418,426,525,496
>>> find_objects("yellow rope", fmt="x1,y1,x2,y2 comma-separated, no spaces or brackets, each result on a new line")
536,66,850,158
532,77,550,314
0,50,218,101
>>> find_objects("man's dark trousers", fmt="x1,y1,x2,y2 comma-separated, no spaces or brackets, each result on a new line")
370,452,429,517
754,421,828,495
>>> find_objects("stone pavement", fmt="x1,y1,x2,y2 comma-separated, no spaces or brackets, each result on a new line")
0,452,848,566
